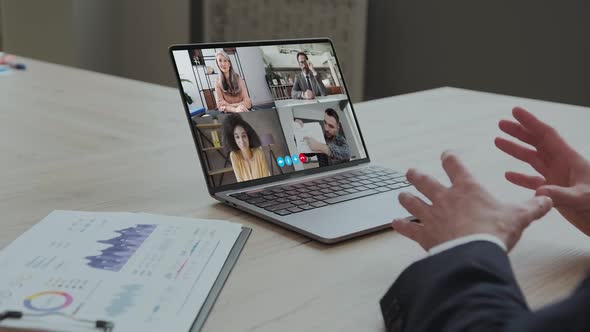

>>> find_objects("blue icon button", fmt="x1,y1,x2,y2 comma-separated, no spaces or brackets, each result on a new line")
292,154,299,164
285,155,292,166
277,157,285,167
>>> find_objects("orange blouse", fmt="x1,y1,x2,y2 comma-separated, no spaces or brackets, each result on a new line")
229,147,270,182
215,77,252,112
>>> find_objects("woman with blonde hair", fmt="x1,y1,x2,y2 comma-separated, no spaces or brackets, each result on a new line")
215,50,252,113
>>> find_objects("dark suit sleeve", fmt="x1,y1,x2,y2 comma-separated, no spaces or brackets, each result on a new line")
380,241,590,332
314,72,327,96
291,74,304,99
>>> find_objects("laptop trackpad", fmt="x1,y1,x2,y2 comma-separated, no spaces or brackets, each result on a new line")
281,186,421,241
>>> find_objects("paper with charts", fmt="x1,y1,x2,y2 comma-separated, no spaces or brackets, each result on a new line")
292,120,326,154
0,210,243,331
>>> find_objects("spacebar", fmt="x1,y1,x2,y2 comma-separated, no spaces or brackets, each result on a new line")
324,189,379,204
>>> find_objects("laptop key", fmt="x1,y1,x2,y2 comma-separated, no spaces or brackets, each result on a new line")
287,207,303,213
274,209,292,216
298,204,315,210
230,195,247,201
255,200,280,208
375,187,391,193
324,189,379,204
266,203,296,212
310,201,328,208
291,200,306,206
389,183,412,190
246,197,267,204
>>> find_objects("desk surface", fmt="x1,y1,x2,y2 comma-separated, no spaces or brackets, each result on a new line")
1,59,590,331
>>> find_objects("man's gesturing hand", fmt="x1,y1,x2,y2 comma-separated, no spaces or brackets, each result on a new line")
495,107,590,236
392,151,553,252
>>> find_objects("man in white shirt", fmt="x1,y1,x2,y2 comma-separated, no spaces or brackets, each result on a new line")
291,51,327,100
381,106,590,331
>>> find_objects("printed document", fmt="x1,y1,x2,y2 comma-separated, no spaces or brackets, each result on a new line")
0,211,243,331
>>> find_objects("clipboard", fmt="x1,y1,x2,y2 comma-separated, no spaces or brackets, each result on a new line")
189,227,251,332
0,212,252,332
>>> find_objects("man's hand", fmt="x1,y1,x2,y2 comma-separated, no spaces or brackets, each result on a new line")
294,119,304,128
303,90,315,100
392,151,553,252
495,107,590,236
304,137,329,155
308,61,317,75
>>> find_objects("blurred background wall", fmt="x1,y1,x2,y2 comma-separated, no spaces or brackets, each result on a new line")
1,0,589,106
0,0,190,86
365,1,590,106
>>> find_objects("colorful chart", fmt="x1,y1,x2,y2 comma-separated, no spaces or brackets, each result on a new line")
23,291,73,312
85,224,156,272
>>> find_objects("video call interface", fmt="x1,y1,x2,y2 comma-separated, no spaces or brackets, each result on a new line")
172,42,367,188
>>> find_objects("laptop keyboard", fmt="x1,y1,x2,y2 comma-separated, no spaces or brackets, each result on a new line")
228,166,412,216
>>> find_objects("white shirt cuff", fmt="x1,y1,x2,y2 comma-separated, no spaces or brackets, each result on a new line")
428,234,507,255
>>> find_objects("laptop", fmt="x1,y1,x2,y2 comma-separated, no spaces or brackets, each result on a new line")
169,38,417,243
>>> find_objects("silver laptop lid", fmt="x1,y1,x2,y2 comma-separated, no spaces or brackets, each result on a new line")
169,38,370,195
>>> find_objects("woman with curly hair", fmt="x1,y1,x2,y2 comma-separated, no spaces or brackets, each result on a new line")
223,114,270,182
215,50,252,113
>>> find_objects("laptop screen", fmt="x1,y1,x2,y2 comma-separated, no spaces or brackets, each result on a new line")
170,40,368,190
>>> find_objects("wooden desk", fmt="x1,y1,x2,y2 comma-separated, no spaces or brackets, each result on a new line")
2,59,590,331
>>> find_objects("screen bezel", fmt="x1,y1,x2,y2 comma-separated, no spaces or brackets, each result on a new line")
169,37,371,195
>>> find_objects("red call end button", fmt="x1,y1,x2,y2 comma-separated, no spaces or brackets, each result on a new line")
298,153,307,163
